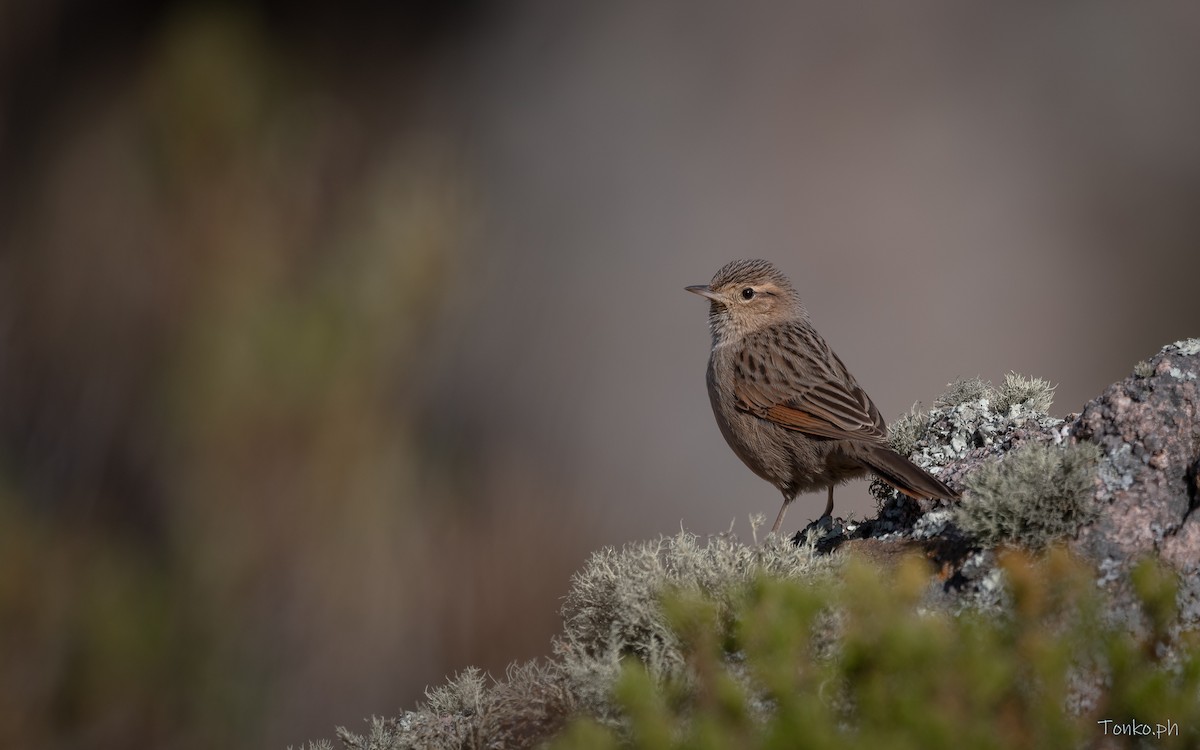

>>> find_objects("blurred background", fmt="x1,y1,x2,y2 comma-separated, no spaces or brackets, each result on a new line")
2,1,1199,747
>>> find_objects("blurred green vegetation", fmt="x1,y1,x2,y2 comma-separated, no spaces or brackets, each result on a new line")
0,485,241,746
553,550,1200,750
0,5,476,749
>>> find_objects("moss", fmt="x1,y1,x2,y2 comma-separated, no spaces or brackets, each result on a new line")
957,442,1101,549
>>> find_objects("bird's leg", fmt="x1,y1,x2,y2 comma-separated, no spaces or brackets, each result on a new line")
822,486,834,519
770,496,791,534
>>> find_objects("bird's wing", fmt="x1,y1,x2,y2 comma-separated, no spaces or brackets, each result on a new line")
732,323,888,443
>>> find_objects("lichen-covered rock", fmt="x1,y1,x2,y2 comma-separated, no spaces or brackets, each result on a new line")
1070,339,1200,573
873,372,1067,516
823,349,1198,606
810,372,1074,604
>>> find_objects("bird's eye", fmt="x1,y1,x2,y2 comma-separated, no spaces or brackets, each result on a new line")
741,287,755,300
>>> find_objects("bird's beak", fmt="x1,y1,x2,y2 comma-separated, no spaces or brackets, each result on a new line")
685,284,721,302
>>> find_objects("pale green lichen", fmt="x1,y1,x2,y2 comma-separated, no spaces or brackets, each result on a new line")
992,372,1055,415
957,441,1101,549
335,662,578,750
1166,339,1200,357
930,373,1054,416
557,530,837,720
934,377,992,409
887,403,929,457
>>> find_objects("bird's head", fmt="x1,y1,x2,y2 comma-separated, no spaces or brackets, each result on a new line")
686,259,807,346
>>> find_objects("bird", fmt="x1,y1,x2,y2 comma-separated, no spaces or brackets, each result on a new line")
686,258,958,534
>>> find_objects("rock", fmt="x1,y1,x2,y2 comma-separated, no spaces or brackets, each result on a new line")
1070,339,1200,573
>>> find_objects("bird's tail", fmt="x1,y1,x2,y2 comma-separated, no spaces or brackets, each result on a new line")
861,445,959,501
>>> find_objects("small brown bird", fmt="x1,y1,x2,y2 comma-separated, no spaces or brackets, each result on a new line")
686,259,957,534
